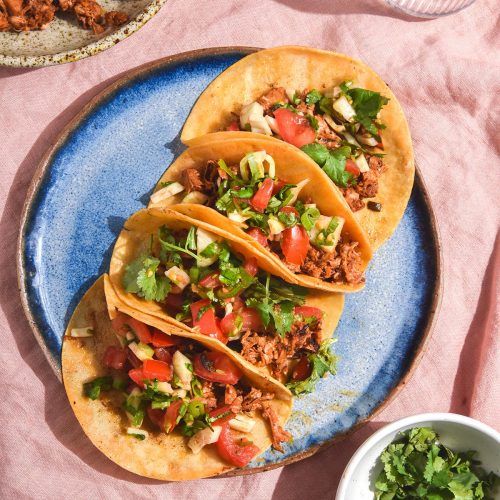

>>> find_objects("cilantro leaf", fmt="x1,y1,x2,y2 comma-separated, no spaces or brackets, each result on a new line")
346,88,389,120
286,339,338,395
270,301,294,337
123,254,171,301
323,148,354,188
136,256,171,301
300,143,329,166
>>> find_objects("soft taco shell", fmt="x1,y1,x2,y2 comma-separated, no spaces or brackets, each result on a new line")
109,207,344,345
149,136,372,292
62,275,292,481
180,46,415,250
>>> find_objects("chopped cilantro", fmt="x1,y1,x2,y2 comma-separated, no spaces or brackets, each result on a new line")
136,256,171,301
345,87,389,138
159,181,174,189
245,274,306,336
305,89,323,105
84,376,113,400
286,340,337,395
122,254,171,302
374,427,499,500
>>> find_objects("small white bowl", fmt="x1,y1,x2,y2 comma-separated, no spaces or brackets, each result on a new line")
336,413,500,500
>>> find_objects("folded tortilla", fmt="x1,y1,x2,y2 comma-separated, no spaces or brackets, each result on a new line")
109,207,344,349
62,275,292,480
149,136,373,292
180,46,415,249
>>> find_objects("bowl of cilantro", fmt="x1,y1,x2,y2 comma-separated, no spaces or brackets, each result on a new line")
336,413,500,500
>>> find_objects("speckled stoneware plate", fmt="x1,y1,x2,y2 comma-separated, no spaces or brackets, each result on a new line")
18,47,442,474
0,0,165,67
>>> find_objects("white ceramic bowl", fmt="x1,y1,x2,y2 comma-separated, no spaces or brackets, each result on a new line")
336,413,500,500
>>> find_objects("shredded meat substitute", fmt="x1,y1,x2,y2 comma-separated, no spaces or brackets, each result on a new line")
240,318,322,380
301,240,364,284
262,404,292,452
0,0,127,32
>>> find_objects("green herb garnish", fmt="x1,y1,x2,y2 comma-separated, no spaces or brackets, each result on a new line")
84,376,113,400
374,427,499,500
286,340,337,395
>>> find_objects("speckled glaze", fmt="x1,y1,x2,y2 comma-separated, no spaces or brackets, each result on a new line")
0,0,165,67
18,48,441,473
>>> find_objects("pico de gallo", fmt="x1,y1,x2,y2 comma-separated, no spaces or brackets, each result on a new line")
122,224,337,393
82,323,292,465
152,151,365,285
225,82,389,213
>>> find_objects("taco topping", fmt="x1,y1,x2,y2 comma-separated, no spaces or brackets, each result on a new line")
84,325,291,466
153,151,364,285
122,225,337,392
228,82,389,212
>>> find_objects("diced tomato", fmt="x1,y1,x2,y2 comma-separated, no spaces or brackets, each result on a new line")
128,367,145,388
103,345,127,370
220,308,264,337
190,299,227,343
344,159,360,177
226,120,240,132
224,296,244,312
164,399,183,433
111,313,152,343
209,405,236,426
216,424,260,467
154,347,173,364
165,293,184,311
291,356,312,381
243,257,259,277
147,406,164,429
279,206,300,218
274,108,316,148
272,178,287,195
246,227,269,247
142,359,172,382
199,272,221,288
250,178,274,212
293,306,323,321
281,225,309,265
193,351,242,384
151,329,183,348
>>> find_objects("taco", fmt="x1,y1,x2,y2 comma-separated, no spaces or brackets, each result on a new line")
62,275,293,481
108,206,343,393
149,138,372,292
180,46,415,249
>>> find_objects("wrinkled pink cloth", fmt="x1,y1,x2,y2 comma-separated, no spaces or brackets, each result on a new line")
0,0,499,497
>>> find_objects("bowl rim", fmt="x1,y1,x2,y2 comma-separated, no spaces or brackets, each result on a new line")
0,0,166,68
336,412,500,499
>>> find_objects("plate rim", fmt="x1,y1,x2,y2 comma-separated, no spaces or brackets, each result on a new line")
16,46,443,475
0,0,166,68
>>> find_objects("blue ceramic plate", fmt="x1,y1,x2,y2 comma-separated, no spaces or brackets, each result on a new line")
18,48,441,473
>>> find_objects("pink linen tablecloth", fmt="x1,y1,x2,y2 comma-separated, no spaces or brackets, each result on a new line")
0,1,499,497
